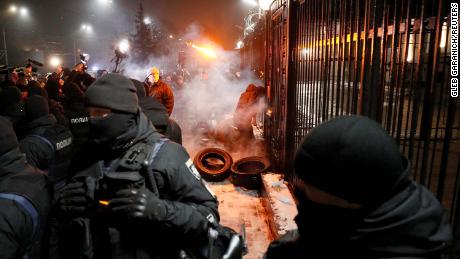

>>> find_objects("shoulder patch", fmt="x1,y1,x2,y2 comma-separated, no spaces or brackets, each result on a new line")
202,180,217,199
186,158,201,180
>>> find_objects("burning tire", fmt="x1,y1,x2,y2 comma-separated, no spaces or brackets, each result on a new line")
193,148,233,182
230,156,270,190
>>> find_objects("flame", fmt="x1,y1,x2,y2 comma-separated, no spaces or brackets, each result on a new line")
191,44,217,59
99,200,109,206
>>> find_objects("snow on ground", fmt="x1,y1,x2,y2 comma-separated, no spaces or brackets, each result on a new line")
261,173,298,238
207,180,273,259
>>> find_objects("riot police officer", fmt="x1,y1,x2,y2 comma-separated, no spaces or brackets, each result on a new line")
56,74,223,259
0,116,51,259
19,95,73,186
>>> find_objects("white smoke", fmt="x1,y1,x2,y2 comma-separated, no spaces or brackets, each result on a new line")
120,23,266,159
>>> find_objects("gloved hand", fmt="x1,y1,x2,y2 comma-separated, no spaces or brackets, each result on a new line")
58,182,93,214
109,188,167,221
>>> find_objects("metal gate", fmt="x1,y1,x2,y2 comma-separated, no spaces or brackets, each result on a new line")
265,0,291,171
265,0,458,254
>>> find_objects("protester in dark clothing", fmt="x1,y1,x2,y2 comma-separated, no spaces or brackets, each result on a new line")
0,85,22,116
0,86,26,133
80,73,95,91
265,116,452,259
132,79,182,144
62,82,90,150
19,95,73,185
55,74,219,258
0,116,51,259
27,80,48,98
45,79,69,127
66,63,86,89
45,79,61,102
6,70,19,86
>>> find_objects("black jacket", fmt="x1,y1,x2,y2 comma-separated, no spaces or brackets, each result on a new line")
48,99,69,128
60,112,218,258
265,180,452,259
0,148,51,259
63,101,90,151
19,115,73,184
139,97,182,144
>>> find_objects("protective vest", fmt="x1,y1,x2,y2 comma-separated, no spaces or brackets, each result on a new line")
27,124,73,185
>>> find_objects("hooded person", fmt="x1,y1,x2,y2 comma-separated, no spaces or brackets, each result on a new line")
265,116,452,259
131,79,182,144
233,84,259,143
62,82,90,151
145,67,174,115
0,116,51,259
55,74,225,259
19,95,73,186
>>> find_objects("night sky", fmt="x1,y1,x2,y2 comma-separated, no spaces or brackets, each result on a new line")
1,0,249,69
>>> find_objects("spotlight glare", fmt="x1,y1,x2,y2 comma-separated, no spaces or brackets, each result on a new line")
118,39,129,54
243,0,259,7
259,0,272,11
49,56,62,67
19,7,28,16
9,5,18,13
144,17,152,25
236,40,244,49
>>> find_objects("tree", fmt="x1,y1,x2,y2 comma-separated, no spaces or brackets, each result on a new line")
130,3,167,64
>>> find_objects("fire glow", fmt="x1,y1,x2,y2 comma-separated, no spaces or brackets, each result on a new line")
191,44,217,59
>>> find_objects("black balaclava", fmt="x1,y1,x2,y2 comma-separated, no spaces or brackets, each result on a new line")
85,74,139,151
294,115,407,205
89,111,137,148
294,187,363,247
293,115,409,248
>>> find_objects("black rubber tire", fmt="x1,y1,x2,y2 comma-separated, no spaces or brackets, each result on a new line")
193,148,233,182
230,156,270,190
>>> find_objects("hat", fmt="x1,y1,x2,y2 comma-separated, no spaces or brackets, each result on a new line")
294,115,407,205
0,116,19,155
0,86,21,115
151,67,159,75
25,95,49,121
85,73,138,114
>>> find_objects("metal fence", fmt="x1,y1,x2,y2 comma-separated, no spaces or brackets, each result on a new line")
264,0,458,255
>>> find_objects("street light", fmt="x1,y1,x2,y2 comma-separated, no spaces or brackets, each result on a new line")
144,17,152,25
236,40,244,49
118,39,129,54
9,5,18,13
19,7,28,17
112,39,129,72
98,0,113,4
243,0,258,7
3,4,31,66
258,0,272,11
81,24,92,33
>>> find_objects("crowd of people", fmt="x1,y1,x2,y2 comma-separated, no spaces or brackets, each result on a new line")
0,61,455,259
